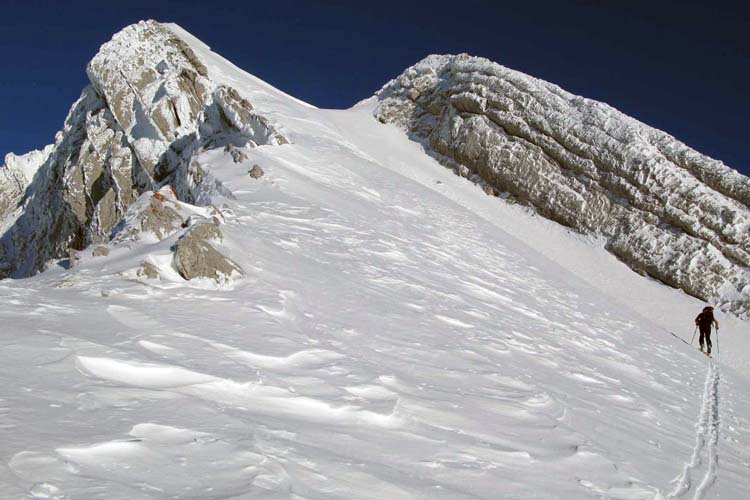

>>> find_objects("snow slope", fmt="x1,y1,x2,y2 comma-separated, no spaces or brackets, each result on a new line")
1,22,749,499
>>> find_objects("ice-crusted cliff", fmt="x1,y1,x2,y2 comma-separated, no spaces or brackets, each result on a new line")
374,54,750,317
0,20,285,278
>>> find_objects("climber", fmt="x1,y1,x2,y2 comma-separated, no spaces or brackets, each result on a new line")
694,306,719,356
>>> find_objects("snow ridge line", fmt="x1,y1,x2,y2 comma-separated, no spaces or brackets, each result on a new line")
664,361,720,500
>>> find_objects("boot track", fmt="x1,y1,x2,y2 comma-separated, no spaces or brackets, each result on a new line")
665,360,720,499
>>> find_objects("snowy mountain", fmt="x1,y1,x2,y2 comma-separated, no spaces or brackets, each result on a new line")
375,54,750,319
1,20,750,500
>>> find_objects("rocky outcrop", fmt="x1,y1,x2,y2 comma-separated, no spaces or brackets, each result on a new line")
137,261,160,280
85,20,212,176
172,220,241,282
111,191,185,244
92,246,110,257
100,188,239,283
248,165,264,179
375,54,750,317
225,144,248,164
0,20,286,279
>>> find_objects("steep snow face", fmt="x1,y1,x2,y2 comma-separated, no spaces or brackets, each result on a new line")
0,20,286,279
375,54,750,318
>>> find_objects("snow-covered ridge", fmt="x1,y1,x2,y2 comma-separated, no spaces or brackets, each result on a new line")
0,20,286,278
375,54,750,318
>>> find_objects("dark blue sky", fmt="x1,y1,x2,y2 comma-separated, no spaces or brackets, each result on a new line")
1,0,748,174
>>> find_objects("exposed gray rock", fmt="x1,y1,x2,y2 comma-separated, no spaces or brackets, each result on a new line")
224,144,248,164
214,86,288,147
207,205,226,226
137,261,160,279
92,246,110,257
172,222,241,282
183,214,220,229
112,193,185,244
248,165,264,179
232,149,248,164
184,220,222,241
68,249,80,268
376,54,750,317
141,197,184,239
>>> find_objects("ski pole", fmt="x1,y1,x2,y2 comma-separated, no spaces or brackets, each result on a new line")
716,327,719,355
690,326,698,345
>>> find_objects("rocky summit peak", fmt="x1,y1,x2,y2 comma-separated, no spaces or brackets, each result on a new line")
86,20,210,173
0,20,286,279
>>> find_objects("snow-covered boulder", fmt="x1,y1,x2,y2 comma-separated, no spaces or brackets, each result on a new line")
375,54,750,317
172,220,241,283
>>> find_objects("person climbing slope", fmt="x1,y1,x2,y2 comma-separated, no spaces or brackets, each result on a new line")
694,306,719,356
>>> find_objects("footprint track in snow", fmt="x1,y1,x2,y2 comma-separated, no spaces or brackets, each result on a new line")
665,361,720,500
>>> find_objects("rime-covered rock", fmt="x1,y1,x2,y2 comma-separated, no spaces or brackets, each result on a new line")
111,192,186,244
0,20,286,279
375,54,750,317
86,20,213,176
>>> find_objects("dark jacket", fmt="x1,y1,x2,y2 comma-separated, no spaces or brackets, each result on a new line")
695,311,715,330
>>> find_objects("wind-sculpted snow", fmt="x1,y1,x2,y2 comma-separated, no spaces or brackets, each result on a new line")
0,20,286,278
375,54,750,318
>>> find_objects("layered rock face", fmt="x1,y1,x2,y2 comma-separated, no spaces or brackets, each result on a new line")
375,54,750,317
0,20,285,278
